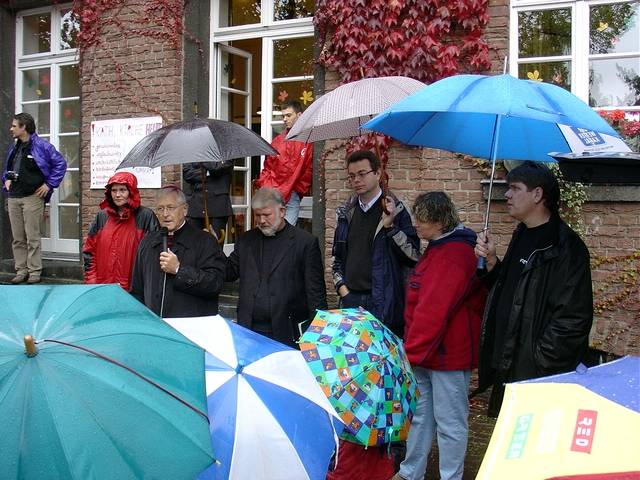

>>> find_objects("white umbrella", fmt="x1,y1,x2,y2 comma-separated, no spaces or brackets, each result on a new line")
164,315,344,480
286,76,425,142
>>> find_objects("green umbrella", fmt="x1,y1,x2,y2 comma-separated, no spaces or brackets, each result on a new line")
0,284,213,479
299,308,419,446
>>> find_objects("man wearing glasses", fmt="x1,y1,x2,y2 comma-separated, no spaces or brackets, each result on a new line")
331,150,419,338
130,186,226,317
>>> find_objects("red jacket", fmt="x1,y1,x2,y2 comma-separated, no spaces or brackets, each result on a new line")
82,172,158,291
403,227,487,371
256,131,313,202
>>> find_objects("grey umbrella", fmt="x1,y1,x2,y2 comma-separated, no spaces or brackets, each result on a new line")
117,118,276,169
286,76,425,143
117,118,276,242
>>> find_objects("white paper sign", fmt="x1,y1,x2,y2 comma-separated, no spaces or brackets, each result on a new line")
558,124,631,155
90,117,163,188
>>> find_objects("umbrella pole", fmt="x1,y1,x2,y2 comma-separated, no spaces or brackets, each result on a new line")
24,335,38,357
200,165,212,234
477,116,502,270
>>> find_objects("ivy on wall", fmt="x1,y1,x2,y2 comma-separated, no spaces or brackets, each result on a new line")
314,0,492,165
72,0,197,120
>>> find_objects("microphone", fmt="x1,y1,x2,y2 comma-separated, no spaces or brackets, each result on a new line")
160,227,168,252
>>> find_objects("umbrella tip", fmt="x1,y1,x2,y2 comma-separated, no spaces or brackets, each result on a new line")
24,335,38,357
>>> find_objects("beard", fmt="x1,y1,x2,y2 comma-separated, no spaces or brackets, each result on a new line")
258,224,278,237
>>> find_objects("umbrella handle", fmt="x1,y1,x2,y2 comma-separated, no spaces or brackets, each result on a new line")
374,142,391,215
201,165,211,233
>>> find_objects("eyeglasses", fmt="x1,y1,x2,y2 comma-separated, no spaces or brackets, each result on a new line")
155,204,185,214
346,170,375,182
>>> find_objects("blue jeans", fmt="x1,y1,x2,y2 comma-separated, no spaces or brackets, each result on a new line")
284,191,301,226
399,367,471,480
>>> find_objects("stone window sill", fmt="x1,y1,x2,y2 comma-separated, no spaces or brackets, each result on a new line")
481,180,640,202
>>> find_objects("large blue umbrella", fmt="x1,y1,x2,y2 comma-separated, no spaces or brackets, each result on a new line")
0,285,214,479
165,315,344,480
363,74,621,266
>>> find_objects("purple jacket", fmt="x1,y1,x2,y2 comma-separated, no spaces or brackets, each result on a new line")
3,132,67,202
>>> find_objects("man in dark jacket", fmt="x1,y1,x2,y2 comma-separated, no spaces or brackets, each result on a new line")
226,187,327,347
131,186,226,318
332,150,419,337
182,160,233,240
475,161,593,417
3,112,67,284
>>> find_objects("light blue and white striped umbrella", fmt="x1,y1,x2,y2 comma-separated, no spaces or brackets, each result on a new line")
165,316,344,480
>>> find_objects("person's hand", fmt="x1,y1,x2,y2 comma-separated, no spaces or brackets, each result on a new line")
382,196,397,228
160,248,180,275
475,230,498,272
338,285,350,297
34,183,50,198
4,180,11,191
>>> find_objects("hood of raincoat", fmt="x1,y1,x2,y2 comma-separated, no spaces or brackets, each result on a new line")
99,171,141,212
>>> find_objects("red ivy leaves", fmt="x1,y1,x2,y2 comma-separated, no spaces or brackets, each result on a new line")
316,0,491,84
315,0,491,164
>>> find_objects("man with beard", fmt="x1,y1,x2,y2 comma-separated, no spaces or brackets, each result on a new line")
225,187,327,347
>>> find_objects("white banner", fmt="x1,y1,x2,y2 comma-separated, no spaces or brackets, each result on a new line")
90,117,163,188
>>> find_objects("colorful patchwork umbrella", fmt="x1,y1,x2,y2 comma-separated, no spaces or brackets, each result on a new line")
0,285,213,480
299,308,419,447
477,356,640,480
164,315,344,480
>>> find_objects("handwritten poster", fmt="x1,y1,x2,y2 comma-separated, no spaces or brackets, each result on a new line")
90,116,163,188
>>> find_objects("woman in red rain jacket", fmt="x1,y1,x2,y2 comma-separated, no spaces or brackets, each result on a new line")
83,171,158,291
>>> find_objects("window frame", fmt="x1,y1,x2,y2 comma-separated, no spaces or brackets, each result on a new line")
510,0,640,113
15,3,80,256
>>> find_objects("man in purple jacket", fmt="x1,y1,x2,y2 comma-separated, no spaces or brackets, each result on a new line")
4,112,67,284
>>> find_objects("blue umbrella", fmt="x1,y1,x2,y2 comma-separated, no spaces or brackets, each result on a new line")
363,73,621,266
0,284,214,480
164,315,344,480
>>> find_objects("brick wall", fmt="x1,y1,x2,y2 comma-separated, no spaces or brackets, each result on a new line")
321,0,639,356
79,0,183,236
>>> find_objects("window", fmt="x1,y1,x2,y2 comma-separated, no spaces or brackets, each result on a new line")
16,4,80,256
211,1,314,252
511,0,640,115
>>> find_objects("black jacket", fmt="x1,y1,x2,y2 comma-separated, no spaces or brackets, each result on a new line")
183,161,233,219
478,217,593,408
226,223,328,347
130,221,226,317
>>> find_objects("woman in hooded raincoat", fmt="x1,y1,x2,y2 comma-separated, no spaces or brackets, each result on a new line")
83,171,159,291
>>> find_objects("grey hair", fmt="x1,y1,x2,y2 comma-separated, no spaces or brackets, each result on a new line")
252,187,284,209
157,185,187,205
412,191,460,233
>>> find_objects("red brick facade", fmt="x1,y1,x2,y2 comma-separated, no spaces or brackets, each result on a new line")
79,0,183,236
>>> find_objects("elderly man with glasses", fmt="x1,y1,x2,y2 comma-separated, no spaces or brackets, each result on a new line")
331,150,419,338
130,186,226,318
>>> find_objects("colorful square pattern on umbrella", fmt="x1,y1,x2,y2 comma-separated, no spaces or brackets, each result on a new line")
300,308,420,447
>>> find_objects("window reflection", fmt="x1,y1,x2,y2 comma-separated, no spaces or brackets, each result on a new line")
590,2,639,55
518,61,572,91
590,57,640,107
59,136,80,168
518,9,571,58
23,68,51,101
59,206,80,239
218,0,261,27
22,103,50,134
23,14,51,54
59,100,80,133
60,9,79,50
273,36,314,77
273,0,314,21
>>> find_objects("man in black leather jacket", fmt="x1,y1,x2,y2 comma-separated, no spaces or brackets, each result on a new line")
475,162,593,417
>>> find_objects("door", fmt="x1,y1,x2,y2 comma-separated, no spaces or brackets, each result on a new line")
214,44,253,255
